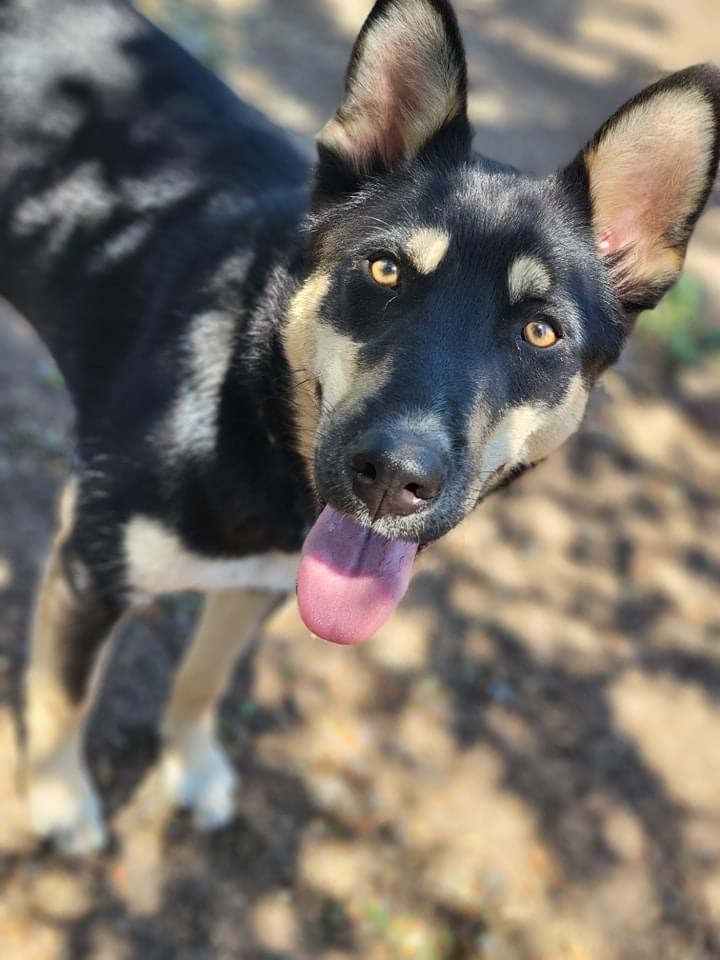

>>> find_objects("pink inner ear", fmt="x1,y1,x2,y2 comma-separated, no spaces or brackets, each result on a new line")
596,167,687,260
322,11,462,176
348,61,430,169
596,207,646,258
590,94,711,274
378,77,413,168
597,232,616,256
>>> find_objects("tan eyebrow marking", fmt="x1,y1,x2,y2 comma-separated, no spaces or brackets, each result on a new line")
508,255,552,304
405,227,451,274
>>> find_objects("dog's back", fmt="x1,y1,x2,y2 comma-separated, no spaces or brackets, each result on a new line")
0,0,308,400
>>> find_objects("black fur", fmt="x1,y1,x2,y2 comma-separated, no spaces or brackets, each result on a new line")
2,0,719,701
0,0,315,607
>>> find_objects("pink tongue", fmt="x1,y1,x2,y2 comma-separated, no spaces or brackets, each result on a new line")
297,506,418,645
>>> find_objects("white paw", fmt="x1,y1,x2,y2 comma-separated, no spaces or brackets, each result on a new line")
27,766,106,856
160,729,238,832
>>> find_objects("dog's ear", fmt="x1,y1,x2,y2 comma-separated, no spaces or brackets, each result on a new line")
315,0,470,205
563,64,720,314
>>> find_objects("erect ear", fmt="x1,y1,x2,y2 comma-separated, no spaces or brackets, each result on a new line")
315,0,471,204
563,64,720,314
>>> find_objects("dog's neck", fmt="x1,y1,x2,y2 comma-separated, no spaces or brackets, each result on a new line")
185,231,317,554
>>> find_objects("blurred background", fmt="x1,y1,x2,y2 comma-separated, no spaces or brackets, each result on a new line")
1,1,719,958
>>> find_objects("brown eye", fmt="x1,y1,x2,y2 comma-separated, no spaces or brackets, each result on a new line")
523,318,559,348
369,257,400,288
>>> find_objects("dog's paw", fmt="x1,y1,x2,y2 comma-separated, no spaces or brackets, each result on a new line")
160,728,238,832
26,767,106,856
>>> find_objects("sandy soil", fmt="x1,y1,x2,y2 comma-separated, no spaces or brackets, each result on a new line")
1,1,719,958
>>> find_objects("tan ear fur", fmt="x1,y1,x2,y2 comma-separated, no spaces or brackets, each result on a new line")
318,0,466,174
589,89,714,289
578,66,720,309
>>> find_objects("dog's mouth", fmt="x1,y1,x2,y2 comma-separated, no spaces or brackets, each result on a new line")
295,458,521,644
296,505,418,645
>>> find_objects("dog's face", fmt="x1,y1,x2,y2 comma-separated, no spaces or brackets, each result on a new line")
293,163,620,547
288,0,720,643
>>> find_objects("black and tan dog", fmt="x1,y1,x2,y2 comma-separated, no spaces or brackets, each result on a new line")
1,0,718,854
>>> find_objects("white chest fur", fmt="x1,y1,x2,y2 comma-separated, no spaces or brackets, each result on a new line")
124,516,299,597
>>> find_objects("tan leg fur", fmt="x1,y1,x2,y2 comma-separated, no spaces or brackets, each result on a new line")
24,481,114,855
159,589,278,830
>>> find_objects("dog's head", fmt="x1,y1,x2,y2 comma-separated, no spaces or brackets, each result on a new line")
286,0,720,644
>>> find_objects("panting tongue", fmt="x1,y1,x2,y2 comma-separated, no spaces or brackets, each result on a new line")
297,506,417,645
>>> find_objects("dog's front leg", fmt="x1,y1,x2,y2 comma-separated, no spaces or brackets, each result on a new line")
23,481,123,855
159,588,279,830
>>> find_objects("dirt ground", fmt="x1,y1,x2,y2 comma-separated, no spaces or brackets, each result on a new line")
1,1,720,958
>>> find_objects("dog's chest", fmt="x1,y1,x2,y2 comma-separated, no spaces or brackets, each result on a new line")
124,515,299,598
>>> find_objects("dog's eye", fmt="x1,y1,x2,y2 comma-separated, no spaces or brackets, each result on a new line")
523,318,559,348
369,257,400,288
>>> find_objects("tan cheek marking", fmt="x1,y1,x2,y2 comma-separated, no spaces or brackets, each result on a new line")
508,255,552,304
314,325,393,441
283,270,394,481
470,374,589,491
405,227,450,274
314,324,360,408
478,405,545,481
58,478,78,538
521,374,589,464
282,271,332,472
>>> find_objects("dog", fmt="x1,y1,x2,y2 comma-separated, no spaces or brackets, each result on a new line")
1,0,718,855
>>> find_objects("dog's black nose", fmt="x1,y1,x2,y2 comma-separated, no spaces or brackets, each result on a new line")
349,429,447,518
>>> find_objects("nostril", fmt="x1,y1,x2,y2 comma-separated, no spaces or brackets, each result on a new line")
404,481,438,502
404,482,428,501
351,456,377,482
